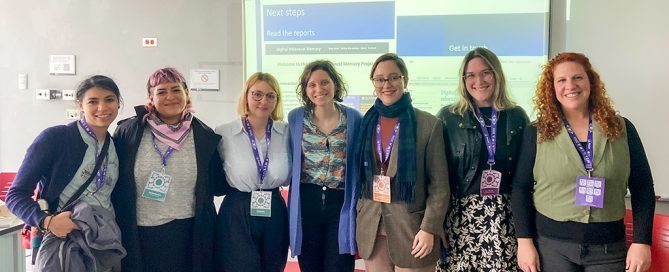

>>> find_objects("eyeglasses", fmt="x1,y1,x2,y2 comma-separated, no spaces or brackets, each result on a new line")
249,90,277,102
463,69,494,82
372,75,404,88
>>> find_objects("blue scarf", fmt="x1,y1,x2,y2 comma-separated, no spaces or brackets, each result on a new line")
356,93,417,202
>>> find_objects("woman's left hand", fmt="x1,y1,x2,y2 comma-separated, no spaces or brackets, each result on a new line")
411,230,434,259
626,243,651,272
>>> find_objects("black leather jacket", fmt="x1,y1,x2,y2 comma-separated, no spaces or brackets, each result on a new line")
436,105,529,197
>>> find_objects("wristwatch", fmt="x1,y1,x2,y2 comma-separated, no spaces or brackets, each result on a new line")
38,216,49,232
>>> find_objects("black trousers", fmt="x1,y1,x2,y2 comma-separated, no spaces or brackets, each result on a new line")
215,188,289,272
138,218,194,272
536,234,627,272
297,183,355,272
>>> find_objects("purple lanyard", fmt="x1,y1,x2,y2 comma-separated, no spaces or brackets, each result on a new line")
474,107,498,165
78,119,108,190
562,115,594,173
244,117,273,185
150,134,174,168
375,118,400,172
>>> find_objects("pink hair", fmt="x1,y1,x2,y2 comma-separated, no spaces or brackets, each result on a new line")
144,67,192,115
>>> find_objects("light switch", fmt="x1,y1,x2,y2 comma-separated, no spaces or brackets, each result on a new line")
18,74,27,89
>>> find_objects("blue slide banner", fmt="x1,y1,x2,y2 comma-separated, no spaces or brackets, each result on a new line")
263,2,394,41
397,13,548,56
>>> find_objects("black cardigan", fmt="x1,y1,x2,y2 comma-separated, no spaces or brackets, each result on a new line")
512,119,655,244
111,106,226,272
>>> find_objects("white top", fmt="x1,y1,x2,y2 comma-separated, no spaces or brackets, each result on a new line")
216,118,291,192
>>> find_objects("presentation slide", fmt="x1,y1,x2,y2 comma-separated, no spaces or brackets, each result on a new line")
244,0,550,115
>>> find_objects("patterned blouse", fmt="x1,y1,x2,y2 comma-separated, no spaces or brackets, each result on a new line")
300,107,348,189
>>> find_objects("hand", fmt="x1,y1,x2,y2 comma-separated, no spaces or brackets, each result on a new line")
411,230,434,259
517,238,541,272
44,212,78,238
626,243,651,272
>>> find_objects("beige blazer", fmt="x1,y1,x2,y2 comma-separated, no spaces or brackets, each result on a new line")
356,108,450,268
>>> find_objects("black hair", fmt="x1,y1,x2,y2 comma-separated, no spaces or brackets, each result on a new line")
76,75,122,105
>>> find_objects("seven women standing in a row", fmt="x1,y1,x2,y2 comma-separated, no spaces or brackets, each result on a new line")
6,49,655,272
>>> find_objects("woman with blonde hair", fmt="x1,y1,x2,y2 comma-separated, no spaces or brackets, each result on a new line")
512,52,655,272
214,72,291,272
436,47,529,271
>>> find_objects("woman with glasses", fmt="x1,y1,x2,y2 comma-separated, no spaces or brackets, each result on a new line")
287,60,362,272
435,47,529,271
214,72,291,272
112,67,224,272
513,52,654,272
355,53,450,271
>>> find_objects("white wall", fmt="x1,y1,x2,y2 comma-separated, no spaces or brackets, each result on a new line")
0,0,243,171
1,0,667,197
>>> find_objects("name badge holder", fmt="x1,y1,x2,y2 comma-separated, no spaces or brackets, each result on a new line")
372,119,399,203
142,134,174,202
475,107,502,196
563,116,606,208
245,117,274,217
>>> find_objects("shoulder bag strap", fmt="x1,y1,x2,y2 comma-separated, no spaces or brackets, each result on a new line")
60,133,112,211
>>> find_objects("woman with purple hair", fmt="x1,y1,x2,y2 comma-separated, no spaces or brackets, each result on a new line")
112,67,225,272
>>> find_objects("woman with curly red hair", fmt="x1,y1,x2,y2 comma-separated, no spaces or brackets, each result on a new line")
512,52,655,272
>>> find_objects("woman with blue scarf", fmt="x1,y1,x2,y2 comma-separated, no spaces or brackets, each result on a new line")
355,53,450,271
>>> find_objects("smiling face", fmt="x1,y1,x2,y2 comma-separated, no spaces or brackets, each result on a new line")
372,60,407,106
150,81,188,124
306,69,335,108
553,61,591,114
464,57,495,107
78,87,119,131
246,80,278,119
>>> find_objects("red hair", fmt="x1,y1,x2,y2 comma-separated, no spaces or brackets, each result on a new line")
534,52,622,142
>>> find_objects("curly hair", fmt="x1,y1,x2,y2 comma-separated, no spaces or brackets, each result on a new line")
296,60,348,110
534,52,622,142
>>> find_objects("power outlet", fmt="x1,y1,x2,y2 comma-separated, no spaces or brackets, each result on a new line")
49,90,62,100
66,109,80,120
62,90,75,100
36,89,51,100
35,89,63,100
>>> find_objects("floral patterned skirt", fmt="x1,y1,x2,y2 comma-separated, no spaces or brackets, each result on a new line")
436,194,521,272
